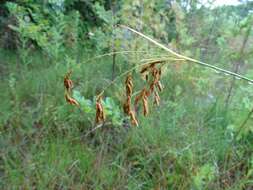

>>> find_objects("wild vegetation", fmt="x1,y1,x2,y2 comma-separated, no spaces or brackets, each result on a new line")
0,0,253,189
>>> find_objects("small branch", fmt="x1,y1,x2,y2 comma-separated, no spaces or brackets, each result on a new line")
69,122,112,142
85,123,104,137
81,50,151,65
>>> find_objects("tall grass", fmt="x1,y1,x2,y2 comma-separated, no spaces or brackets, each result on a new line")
0,48,252,189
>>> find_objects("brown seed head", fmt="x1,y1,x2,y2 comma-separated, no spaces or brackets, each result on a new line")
156,81,163,92
134,88,145,108
64,71,73,91
134,88,149,116
129,111,138,126
65,93,79,107
142,92,149,116
125,74,133,96
154,90,160,106
95,95,105,124
123,96,131,115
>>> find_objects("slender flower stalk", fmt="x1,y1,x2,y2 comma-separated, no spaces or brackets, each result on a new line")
120,25,253,84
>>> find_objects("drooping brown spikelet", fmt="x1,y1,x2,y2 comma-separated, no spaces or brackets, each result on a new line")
64,71,73,91
149,65,165,95
152,67,160,82
154,90,160,106
65,93,79,107
125,74,133,96
149,83,155,95
145,74,149,81
123,96,131,115
123,74,139,126
149,67,159,93
129,111,138,126
156,81,163,92
134,88,145,108
158,67,162,76
134,88,149,116
95,95,105,124
142,91,149,116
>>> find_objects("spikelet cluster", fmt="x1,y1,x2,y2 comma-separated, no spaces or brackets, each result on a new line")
134,61,164,117
63,60,164,126
122,61,164,126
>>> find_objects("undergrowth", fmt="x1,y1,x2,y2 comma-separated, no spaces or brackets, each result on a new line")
0,47,253,190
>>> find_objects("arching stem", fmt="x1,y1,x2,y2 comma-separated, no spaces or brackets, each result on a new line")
120,25,253,83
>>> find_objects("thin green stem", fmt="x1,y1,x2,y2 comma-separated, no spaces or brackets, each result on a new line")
81,50,157,65
120,25,253,83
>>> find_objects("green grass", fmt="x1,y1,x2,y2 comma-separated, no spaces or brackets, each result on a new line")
0,50,252,190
